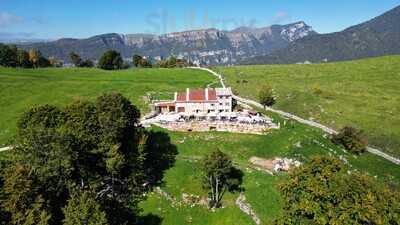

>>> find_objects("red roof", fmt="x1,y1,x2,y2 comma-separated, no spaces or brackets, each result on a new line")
208,89,217,100
176,89,217,102
177,92,186,101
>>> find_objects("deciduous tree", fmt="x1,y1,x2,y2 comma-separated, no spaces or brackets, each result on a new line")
98,50,123,70
28,49,40,68
69,52,82,67
201,149,243,208
17,49,32,68
2,92,176,225
275,156,400,225
132,54,142,67
0,44,18,67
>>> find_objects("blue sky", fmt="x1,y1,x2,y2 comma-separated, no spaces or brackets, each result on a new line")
0,0,399,40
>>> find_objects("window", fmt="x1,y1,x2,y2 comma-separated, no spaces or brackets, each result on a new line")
225,103,230,106
219,103,223,106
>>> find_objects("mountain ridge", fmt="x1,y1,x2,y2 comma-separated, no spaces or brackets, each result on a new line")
243,5,400,64
17,21,316,65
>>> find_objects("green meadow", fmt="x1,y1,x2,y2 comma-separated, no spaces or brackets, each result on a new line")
0,67,214,146
0,66,399,225
217,56,400,158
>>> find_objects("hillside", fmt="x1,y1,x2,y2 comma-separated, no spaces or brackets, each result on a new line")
244,5,400,64
18,22,316,65
0,67,399,225
0,67,215,145
217,55,400,158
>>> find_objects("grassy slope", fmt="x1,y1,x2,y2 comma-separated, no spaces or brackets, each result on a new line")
216,56,400,157
0,67,399,225
139,120,400,225
0,67,214,145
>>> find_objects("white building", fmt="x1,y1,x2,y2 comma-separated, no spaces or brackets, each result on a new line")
154,87,233,115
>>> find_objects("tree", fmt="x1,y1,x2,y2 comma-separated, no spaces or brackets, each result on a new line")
79,59,94,68
38,56,51,68
132,54,142,67
27,49,50,68
139,58,152,68
167,56,177,68
98,50,123,70
17,49,33,68
275,156,400,225
0,44,18,67
3,92,177,224
48,56,62,67
332,126,367,154
28,49,40,68
155,57,190,68
63,191,108,225
1,164,51,225
69,52,82,67
132,54,152,68
258,84,276,107
70,52,94,68
201,149,243,208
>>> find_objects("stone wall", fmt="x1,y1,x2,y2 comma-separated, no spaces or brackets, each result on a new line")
155,121,277,135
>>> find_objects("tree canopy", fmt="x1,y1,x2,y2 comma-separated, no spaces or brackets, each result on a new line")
62,191,108,225
98,50,123,70
155,56,192,68
1,92,176,225
69,52,94,68
275,156,400,225
132,54,152,68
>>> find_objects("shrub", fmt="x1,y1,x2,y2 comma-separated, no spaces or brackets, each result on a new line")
258,84,276,107
332,126,367,154
311,84,323,95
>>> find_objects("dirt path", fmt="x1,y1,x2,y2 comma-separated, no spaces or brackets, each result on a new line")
188,67,400,165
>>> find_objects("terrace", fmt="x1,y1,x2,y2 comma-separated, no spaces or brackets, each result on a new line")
142,109,279,135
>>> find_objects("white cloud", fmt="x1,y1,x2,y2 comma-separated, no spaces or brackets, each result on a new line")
272,11,291,24
0,12,23,27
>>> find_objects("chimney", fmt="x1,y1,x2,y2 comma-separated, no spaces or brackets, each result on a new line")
205,88,208,101
174,92,177,101
186,88,190,101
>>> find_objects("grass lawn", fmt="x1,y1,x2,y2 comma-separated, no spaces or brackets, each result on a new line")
216,56,400,157
0,67,215,145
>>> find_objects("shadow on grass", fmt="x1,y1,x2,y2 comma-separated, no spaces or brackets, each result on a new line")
144,130,178,187
228,166,245,193
137,213,163,225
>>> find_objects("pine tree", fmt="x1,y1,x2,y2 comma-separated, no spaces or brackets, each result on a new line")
63,191,108,225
